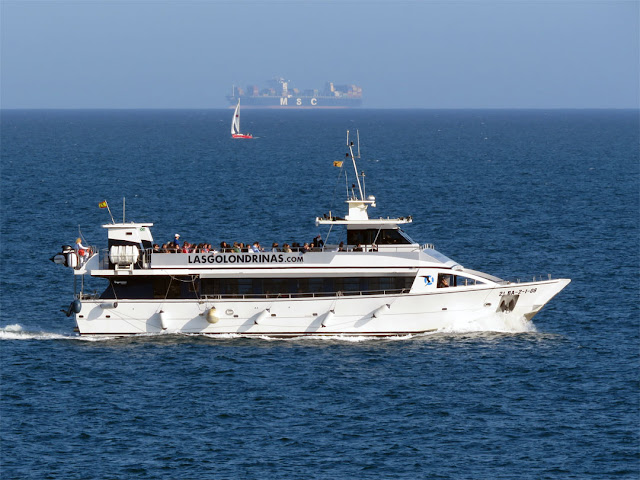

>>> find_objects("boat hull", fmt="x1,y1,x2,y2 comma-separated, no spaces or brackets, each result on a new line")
227,96,362,109
73,279,570,336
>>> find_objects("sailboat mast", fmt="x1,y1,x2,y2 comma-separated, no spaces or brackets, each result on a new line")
231,99,241,135
236,99,240,132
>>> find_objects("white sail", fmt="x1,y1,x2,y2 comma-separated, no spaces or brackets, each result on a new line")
231,100,241,135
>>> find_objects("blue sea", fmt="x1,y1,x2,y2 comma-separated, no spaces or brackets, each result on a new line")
1,109,638,479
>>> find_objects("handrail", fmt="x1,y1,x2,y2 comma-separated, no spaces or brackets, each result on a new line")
200,288,410,301
143,244,423,256
500,274,553,285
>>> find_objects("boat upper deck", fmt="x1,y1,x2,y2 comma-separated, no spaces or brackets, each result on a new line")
77,243,463,277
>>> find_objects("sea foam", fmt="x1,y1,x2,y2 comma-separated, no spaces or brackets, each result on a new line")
437,313,537,334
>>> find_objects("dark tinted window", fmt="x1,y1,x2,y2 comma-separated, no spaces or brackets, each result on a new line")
102,275,415,299
202,276,414,297
347,228,412,245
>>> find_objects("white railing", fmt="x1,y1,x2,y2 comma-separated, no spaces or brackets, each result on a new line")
500,274,553,285
201,288,411,301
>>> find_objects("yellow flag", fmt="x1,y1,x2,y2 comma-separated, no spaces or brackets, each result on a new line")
333,161,343,167
98,200,108,209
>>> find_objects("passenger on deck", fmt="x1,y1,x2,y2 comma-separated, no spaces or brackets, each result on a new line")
272,242,279,252
232,242,241,253
173,234,181,248
338,241,346,252
153,244,161,253
283,243,292,253
353,243,364,252
312,235,324,249
251,242,262,253
74,238,90,265
302,242,311,253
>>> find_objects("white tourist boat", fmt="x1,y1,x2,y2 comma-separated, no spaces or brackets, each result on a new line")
52,133,569,336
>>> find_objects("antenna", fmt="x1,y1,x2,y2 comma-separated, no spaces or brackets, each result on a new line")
122,197,125,223
78,225,88,246
346,130,364,200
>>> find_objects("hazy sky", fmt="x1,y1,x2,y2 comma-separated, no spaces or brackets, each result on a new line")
1,0,638,108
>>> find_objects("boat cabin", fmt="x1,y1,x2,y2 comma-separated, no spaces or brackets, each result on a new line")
316,197,416,250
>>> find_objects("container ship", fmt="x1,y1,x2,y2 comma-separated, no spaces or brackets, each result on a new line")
226,77,362,108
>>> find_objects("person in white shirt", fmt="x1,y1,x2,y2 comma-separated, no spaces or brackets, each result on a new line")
74,238,90,265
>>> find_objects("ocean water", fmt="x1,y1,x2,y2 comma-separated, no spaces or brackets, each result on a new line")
1,109,638,479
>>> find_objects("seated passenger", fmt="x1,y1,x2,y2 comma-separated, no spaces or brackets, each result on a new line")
353,243,364,252
338,241,346,252
271,242,279,252
437,275,450,288
283,243,292,253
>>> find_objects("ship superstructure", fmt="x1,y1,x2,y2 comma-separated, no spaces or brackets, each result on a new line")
227,77,362,108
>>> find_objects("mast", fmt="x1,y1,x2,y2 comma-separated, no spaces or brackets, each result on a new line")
347,130,364,200
231,100,241,135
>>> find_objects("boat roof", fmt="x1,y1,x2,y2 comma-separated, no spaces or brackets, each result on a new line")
103,222,154,229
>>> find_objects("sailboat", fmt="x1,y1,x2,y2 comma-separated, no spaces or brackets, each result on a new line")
231,99,252,139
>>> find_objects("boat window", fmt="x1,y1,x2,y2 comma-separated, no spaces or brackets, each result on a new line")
201,276,414,298
437,273,485,288
395,228,416,244
101,275,417,300
453,275,485,286
150,276,198,299
100,277,155,299
437,273,453,288
347,228,413,245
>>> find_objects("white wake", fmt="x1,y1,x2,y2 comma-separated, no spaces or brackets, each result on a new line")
436,313,537,334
